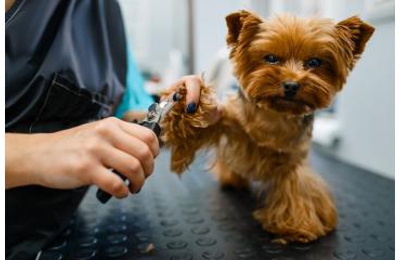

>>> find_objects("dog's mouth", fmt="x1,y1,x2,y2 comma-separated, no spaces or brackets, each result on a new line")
276,96,310,106
262,97,315,115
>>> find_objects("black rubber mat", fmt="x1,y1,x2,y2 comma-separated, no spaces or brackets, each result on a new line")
39,148,394,260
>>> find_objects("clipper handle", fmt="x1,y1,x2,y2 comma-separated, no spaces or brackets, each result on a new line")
96,121,160,204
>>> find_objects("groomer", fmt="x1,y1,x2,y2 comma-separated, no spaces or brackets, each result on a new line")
5,0,203,258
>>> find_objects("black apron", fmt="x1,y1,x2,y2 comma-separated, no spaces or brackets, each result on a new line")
5,0,127,258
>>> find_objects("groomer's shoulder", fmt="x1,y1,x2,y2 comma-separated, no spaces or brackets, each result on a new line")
5,0,16,12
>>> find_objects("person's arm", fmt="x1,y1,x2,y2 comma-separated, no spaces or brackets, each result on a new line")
6,117,159,198
5,76,217,196
5,0,15,12
6,133,46,188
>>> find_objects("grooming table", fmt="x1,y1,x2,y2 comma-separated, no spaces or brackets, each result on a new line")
39,149,394,260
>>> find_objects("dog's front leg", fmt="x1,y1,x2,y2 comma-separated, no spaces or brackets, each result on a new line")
161,84,224,174
253,161,337,244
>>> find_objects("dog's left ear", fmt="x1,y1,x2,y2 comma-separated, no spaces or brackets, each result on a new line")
336,16,375,69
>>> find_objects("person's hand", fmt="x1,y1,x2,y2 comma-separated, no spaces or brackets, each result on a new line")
5,117,159,198
166,75,222,125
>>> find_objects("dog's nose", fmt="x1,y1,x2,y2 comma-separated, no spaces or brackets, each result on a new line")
282,81,300,96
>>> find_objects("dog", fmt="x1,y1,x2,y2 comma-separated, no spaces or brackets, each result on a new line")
161,10,374,244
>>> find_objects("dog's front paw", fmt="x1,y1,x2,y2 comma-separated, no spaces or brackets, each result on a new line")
162,83,220,130
253,189,337,244
160,80,222,174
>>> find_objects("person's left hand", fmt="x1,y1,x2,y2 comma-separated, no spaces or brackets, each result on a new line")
165,75,222,125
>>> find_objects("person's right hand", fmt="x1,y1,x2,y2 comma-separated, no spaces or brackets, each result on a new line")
5,117,159,198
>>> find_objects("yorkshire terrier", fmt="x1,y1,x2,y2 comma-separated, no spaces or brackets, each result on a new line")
161,10,374,243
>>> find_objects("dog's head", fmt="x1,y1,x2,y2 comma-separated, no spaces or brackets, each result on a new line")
226,11,374,115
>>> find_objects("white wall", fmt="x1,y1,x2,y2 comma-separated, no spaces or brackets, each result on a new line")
320,0,395,178
332,19,394,178
118,0,189,74
193,0,245,74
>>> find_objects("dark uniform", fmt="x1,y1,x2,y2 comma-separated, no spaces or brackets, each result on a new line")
5,0,127,258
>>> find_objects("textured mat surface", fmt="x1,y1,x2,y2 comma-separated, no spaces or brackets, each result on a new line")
39,149,394,260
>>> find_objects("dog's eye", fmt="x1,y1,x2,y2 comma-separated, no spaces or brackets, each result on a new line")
264,54,279,64
305,58,322,68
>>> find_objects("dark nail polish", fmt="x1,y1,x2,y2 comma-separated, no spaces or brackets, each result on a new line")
173,92,180,101
186,102,197,114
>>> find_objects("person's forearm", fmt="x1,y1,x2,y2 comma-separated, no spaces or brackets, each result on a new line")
5,118,160,197
5,133,46,189
5,0,16,12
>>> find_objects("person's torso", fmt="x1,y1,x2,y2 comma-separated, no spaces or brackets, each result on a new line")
6,0,127,133
5,1,127,258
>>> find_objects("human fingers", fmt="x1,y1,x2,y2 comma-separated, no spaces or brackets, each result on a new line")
117,121,160,158
90,166,130,199
91,117,159,158
101,148,146,194
107,130,155,177
182,75,202,114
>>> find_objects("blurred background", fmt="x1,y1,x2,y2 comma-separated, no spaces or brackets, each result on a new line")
117,0,394,179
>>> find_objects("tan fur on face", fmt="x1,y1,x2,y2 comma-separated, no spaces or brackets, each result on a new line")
228,12,374,115
161,11,374,243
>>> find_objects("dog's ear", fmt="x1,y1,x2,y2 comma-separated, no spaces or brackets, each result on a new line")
336,16,374,68
226,10,263,47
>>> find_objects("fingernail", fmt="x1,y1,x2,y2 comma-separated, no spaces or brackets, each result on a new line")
173,92,180,101
136,188,142,194
186,102,197,114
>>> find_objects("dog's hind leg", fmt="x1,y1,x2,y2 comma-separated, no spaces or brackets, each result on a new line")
211,155,249,190
253,161,337,244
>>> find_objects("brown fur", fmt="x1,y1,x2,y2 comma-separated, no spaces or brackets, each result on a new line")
161,11,374,243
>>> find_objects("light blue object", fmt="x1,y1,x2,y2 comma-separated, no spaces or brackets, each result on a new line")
115,48,154,118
